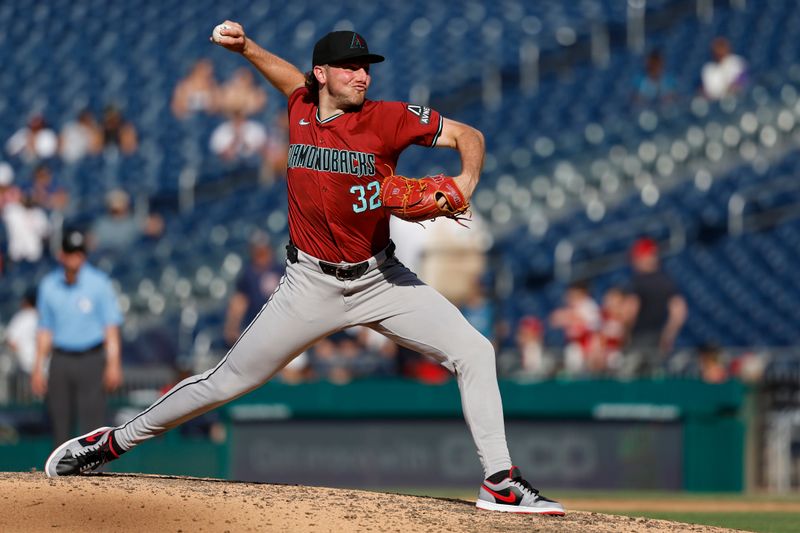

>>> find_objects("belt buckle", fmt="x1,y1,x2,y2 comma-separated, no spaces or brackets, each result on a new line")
335,266,355,281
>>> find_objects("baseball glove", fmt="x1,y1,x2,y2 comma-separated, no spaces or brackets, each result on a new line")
381,169,470,224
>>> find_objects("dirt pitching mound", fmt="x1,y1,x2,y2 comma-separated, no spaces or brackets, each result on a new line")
0,472,736,533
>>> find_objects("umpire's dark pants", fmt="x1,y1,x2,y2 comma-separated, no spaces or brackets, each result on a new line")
47,345,106,445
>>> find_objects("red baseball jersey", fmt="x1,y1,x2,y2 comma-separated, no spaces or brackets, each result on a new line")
286,87,443,263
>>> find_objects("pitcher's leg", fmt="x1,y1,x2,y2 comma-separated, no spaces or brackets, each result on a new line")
362,272,511,477
114,268,342,450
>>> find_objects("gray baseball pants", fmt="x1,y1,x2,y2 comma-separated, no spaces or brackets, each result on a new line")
114,244,511,477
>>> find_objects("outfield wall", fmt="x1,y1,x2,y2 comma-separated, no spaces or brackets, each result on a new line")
0,379,747,491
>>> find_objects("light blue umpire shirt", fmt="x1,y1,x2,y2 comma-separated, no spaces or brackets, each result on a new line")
37,263,123,351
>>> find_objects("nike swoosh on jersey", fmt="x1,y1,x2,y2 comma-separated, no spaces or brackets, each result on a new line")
299,119,311,125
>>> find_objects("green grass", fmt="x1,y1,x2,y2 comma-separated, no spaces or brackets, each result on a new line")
607,511,800,533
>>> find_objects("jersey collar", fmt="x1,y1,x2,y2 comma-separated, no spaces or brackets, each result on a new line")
315,109,344,124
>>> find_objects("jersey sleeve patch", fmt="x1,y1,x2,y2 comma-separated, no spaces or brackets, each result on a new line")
406,104,432,125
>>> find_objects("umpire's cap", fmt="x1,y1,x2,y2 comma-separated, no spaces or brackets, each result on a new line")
62,229,87,254
312,31,384,66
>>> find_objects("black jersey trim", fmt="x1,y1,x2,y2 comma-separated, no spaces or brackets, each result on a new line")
430,115,443,147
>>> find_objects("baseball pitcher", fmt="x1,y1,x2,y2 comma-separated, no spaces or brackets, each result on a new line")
45,21,564,515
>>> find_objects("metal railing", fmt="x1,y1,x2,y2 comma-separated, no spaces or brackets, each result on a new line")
554,210,686,282
728,176,800,236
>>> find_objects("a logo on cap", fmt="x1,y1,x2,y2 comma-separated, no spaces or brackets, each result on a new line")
350,33,366,49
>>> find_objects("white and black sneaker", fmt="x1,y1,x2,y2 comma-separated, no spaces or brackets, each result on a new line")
476,466,565,515
44,427,125,478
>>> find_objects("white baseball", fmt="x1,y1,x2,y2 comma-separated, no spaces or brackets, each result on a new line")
212,24,230,43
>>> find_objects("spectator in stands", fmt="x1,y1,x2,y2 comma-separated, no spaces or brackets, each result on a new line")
355,326,399,377
101,105,138,156
729,350,765,384
223,231,283,347
633,50,676,106
697,344,728,384
514,316,550,377
0,162,22,211
218,67,267,117
308,328,396,383
2,191,50,265
277,352,310,384
171,58,220,119
549,282,603,376
260,114,290,184
418,212,491,307
460,281,495,343
5,114,58,163
31,229,124,445
6,288,39,377
599,286,627,374
28,164,69,214
623,238,688,376
390,215,430,275
308,332,358,384
89,189,163,254
59,109,102,163
209,108,269,163
701,37,748,100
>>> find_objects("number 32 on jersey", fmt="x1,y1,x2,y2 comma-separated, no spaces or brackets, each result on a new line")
350,180,381,213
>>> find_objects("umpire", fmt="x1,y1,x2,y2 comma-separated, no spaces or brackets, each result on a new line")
31,229,124,445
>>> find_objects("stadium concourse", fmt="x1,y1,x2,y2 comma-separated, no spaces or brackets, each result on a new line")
1,0,800,496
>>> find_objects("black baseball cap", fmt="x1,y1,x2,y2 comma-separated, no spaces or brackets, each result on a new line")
312,31,385,66
62,229,87,254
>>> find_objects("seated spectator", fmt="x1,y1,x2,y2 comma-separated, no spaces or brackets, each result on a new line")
261,114,290,184
418,212,491,307
223,231,284,347
549,282,603,376
309,328,397,384
729,350,765,384
460,281,495,343
355,326,398,378
701,37,747,100
278,352,310,384
89,189,163,253
218,67,267,117
59,108,102,163
101,105,138,156
599,286,628,373
5,114,58,163
633,50,676,106
2,191,50,265
697,344,728,384
515,316,550,377
0,162,22,211
28,164,69,213
209,109,268,163
308,332,358,384
171,58,220,119
6,289,39,376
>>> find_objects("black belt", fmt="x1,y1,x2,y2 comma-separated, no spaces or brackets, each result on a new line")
53,343,104,356
287,241,395,281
